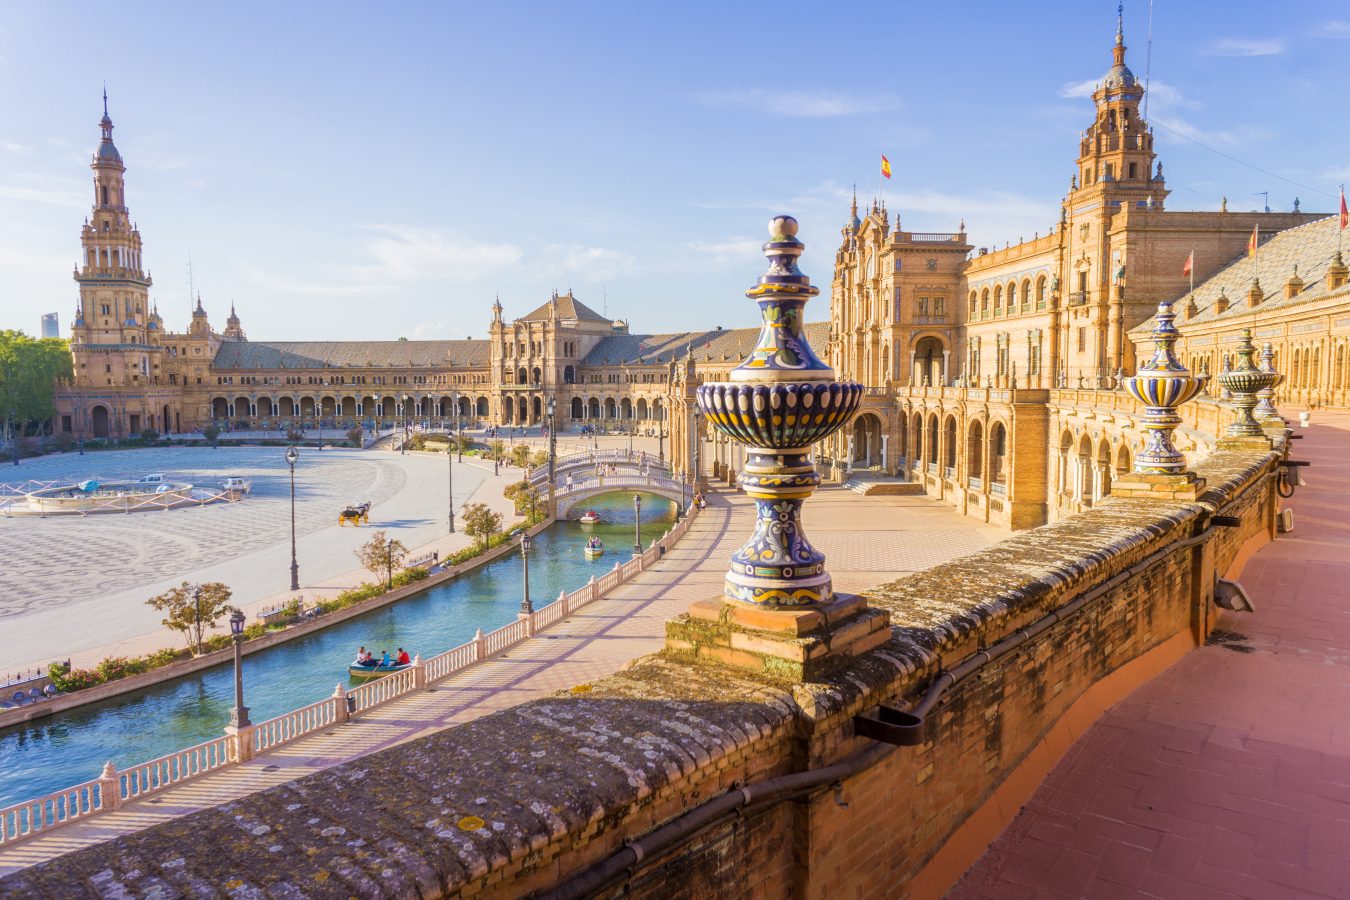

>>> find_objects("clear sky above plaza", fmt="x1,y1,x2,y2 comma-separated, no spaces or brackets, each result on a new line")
1,1,1347,341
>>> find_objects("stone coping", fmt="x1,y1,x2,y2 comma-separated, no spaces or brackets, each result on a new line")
0,448,1279,896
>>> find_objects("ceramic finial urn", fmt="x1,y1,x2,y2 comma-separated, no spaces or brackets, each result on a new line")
697,216,862,607
1218,330,1279,438
1254,341,1284,424
1122,301,1208,475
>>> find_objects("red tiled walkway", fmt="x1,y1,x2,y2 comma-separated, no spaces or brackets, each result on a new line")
953,411,1350,900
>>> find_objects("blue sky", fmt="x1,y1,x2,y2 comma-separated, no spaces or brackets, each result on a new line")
2,1,1347,341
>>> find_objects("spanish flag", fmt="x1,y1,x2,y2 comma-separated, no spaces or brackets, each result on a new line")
881,155,892,180
1182,250,1194,277
1340,185,1347,230
1247,224,1259,258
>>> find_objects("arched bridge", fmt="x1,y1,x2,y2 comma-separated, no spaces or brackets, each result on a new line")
529,449,671,489
553,473,689,518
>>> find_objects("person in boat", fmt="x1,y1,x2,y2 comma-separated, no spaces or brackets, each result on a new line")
379,650,391,668
587,536,601,550
396,648,411,665
354,646,374,667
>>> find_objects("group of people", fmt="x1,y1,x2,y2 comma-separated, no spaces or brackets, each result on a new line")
353,646,412,669
586,536,603,550
694,493,707,510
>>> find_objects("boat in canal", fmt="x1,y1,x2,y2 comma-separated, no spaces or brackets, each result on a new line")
583,538,605,559
347,661,411,680
579,510,602,525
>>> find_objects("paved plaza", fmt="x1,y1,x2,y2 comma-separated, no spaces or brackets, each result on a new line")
954,412,1350,899
0,445,489,671
0,482,1002,874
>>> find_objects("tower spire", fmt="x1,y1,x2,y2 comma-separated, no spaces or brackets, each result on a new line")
1113,3,1127,66
102,83,108,117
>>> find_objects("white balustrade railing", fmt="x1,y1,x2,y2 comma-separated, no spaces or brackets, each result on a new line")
119,735,233,803
0,778,104,846
252,697,337,754
0,500,703,847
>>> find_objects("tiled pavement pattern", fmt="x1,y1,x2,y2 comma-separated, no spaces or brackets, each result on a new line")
952,411,1350,900
0,484,999,875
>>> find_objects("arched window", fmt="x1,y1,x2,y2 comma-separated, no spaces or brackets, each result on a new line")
969,291,978,315
980,289,989,317
100,186,108,206
990,423,1008,485
1020,279,1032,313
994,285,1003,316
968,421,984,485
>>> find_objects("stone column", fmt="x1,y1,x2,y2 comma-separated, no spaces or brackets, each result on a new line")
942,351,950,387
881,433,889,473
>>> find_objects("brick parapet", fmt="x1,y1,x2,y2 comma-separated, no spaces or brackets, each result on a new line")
1,448,1284,898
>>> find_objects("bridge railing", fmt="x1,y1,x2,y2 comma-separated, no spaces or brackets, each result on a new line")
555,474,686,500
0,497,704,848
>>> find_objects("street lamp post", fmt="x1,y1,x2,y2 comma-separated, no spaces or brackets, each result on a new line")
447,441,455,533
286,446,300,591
193,585,203,654
658,407,664,463
401,395,410,454
546,397,557,517
228,610,250,728
519,532,533,615
454,391,463,461
633,493,642,555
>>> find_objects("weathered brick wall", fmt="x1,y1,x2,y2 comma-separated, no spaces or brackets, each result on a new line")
1,449,1282,899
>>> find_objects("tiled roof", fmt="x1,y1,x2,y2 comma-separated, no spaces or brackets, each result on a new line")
517,293,611,323
580,321,830,366
211,340,491,370
1137,215,1343,333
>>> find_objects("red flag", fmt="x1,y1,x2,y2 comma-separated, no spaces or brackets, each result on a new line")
1340,185,1347,230
1247,225,1259,258
1182,250,1194,277
880,155,892,180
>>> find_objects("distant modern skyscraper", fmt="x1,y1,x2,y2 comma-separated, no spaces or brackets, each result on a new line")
41,312,59,338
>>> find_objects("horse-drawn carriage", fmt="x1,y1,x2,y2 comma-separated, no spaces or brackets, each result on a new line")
338,502,371,526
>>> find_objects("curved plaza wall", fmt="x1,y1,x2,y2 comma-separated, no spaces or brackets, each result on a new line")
1,426,1289,896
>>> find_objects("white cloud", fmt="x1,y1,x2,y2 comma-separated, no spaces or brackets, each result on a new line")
0,179,85,208
355,225,522,283
1057,78,1098,99
694,88,899,118
1203,37,1285,57
686,238,764,265
1151,115,1236,146
1313,20,1350,38
1144,80,1201,111
542,244,637,280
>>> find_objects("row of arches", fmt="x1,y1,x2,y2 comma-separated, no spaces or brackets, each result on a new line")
1055,428,1133,512
895,410,1010,490
210,394,491,420
969,275,1050,320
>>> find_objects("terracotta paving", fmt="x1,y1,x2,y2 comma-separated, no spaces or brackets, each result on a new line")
952,411,1350,900
0,483,998,875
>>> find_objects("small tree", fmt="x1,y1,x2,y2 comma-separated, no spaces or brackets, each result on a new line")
529,449,549,469
462,502,503,550
140,427,159,443
517,485,543,524
510,443,532,470
145,581,236,655
286,427,305,443
52,431,75,452
355,530,410,590
203,424,221,447
488,438,506,461
346,426,364,446
452,433,473,459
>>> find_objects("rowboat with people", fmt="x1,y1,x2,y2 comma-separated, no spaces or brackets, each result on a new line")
349,646,411,679
578,509,601,525
583,536,605,559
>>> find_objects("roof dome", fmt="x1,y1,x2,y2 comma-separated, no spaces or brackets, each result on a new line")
1103,62,1136,90
97,140,122,162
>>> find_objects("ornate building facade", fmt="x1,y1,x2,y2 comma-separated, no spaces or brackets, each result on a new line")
52,19,1348,537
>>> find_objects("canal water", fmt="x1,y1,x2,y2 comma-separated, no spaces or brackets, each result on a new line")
0,491,676,808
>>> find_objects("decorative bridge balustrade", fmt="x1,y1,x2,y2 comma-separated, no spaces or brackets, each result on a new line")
0,501,702,849
527,449,671,487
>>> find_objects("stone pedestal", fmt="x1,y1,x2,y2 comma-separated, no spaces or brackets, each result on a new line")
665,594,891,683
1217,435,1273,453
1110,472,1206,502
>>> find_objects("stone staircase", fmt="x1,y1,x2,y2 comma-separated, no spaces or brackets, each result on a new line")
841,471,924,496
